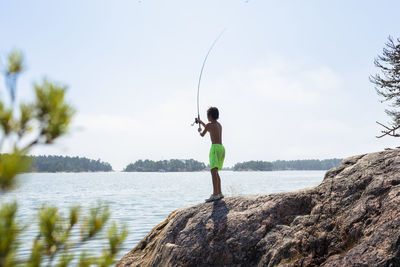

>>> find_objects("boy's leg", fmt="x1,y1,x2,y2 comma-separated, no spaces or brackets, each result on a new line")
216,170,222,195
211,168,219,195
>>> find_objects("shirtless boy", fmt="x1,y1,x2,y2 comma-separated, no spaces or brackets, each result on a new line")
198,107,225,202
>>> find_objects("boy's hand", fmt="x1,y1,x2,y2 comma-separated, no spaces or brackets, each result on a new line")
199,124,208,137
198,127,202,133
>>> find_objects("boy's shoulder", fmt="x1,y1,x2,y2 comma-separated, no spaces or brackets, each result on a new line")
207,121,221,128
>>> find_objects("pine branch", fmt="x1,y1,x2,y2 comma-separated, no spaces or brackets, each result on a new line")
376,121,400,138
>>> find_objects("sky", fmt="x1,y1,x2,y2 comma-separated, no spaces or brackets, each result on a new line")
1,0,400,170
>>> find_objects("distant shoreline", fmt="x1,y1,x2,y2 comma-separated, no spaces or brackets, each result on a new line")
19,155,343,173
22,169,328,174
123,158,342,172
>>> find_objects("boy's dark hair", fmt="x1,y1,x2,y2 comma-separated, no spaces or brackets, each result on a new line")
207,107,219,120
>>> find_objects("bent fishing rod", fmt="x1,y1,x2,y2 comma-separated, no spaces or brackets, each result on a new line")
192,29,226,132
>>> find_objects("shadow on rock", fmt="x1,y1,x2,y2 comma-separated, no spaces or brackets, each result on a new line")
202,199,229,265
207,200,229,240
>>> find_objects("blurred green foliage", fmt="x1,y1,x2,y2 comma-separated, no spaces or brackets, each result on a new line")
6,51,24,74
4,50,25,103
0,50,128,266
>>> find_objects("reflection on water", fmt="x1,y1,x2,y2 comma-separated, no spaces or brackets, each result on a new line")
0,170,324,261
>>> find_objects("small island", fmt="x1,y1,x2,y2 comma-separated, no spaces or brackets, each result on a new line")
123,159,206,172
233,159,342,171
233,160,273,171
26,155,113,172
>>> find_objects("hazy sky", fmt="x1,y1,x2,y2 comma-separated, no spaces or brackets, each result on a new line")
1,0,400,170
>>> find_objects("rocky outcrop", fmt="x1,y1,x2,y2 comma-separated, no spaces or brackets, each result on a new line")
117,149,400,266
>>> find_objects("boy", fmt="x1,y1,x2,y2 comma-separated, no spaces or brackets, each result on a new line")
198,107,225,202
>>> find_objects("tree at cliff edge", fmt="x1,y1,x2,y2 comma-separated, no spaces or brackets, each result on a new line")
371,36,400,138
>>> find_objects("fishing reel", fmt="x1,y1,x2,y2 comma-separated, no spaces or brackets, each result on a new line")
191,117,202,132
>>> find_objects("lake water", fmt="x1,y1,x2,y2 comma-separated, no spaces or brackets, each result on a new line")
0,170,325,263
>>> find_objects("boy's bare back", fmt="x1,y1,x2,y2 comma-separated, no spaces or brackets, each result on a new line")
203,121,222,145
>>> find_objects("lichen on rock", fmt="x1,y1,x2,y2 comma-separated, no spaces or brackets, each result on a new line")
117,149,400,267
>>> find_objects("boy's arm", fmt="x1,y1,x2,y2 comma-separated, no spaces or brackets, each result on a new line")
199,123,209,137
198,119,206,127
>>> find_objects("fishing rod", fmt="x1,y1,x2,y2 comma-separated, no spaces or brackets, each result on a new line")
192,29,226,132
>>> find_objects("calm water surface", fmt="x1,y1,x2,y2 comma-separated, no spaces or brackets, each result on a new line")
0,171,325,262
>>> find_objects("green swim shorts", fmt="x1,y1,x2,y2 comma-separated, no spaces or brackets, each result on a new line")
209,144,225,170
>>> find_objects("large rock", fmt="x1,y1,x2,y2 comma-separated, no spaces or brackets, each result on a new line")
117,149,400,266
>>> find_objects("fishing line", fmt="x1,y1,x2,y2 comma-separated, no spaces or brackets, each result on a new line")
192,29,226,131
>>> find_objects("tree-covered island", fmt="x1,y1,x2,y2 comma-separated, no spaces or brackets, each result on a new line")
124,159,206,172
233,161,273,171
25,155,113,172
233,159,342,171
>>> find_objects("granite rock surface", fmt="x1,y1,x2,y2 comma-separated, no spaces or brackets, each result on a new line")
117,149,400,266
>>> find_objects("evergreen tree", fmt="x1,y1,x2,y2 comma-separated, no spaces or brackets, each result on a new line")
370,36,400,137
